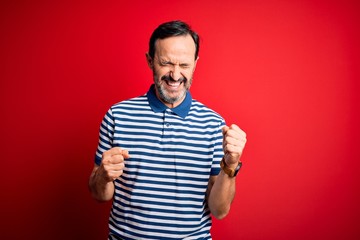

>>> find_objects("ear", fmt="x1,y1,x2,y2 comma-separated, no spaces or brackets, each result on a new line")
145,53,153,69
193,56,199,71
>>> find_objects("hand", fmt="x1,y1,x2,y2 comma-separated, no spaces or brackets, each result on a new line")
222,124,247,168
97,147,130,182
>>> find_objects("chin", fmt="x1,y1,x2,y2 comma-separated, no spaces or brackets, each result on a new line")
155,79,190,102
164,92,184,104
162,89,187,104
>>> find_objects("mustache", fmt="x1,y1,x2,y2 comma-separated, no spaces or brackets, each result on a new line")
161,75,187,83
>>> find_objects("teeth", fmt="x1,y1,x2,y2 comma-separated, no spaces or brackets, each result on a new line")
167,81,181,87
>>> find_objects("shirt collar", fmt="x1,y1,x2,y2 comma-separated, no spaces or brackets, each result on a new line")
147,84,192,118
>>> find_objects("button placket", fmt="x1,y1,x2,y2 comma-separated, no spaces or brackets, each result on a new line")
164,109,172,129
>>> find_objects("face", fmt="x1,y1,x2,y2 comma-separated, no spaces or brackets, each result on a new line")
147,34,198,108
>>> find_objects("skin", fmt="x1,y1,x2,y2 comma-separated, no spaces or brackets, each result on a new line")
146,35,198,108
89,34,247,219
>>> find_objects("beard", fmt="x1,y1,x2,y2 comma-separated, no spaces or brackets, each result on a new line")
154,74,192,104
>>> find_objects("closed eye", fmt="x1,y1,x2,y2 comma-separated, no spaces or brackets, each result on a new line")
160,61,173,66
180,64,190,68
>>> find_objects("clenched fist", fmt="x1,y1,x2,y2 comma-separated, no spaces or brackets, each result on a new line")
222,124,247,168
97,147,130,182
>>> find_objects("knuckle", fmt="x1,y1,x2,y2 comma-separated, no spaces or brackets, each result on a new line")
102,157,111,165
113,155,124,163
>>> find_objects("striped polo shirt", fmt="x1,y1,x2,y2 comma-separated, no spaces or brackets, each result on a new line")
95,84,225,240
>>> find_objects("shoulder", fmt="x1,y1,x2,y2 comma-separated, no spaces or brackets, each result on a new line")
102,94,149,119
190,99,225,123
111,94,148,110
107,94,149,113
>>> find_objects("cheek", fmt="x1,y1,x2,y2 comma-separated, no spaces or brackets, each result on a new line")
184,69,194,79
154,67,169,78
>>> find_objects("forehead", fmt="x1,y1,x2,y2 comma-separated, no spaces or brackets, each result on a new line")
154,34,196,61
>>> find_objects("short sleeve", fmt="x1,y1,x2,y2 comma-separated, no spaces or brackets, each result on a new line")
94,108,115,166
210,119,226,176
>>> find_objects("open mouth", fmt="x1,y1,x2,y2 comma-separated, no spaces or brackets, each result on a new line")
161,75,187,90
165,80,183,88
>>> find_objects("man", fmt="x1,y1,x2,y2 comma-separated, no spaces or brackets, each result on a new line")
89,20,247,240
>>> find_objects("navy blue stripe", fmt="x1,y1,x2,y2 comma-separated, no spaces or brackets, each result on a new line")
122,171,209,183
113,132,220,142
121,175,207,189
118,181,205,197
103,111,115,125
125,161,211,171
98,139,112,149
125,158,211,169
127,151,212,160
112,111,163,119
121,148,213,160
118,138,213,149
113,122,220,135
124,165,210,176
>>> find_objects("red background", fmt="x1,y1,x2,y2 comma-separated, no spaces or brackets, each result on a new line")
1,0,359,239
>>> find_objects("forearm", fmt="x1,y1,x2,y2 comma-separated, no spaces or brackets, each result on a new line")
208,171,236,219
89,167,115,202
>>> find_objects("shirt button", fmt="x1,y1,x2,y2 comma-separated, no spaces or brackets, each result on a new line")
165,123,170,127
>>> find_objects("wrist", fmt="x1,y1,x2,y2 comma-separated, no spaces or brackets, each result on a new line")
92,171,115,201
226,161,239,169
94,167,113,185
220,157,242,177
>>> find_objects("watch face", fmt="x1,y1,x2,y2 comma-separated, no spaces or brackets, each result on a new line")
234,162,242,176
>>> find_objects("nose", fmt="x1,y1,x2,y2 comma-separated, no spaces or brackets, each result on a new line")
170,65,182,81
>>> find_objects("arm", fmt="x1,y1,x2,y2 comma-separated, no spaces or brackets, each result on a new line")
207,124,247,219
89,164,115,202
207,173,236,219
88,147,129,202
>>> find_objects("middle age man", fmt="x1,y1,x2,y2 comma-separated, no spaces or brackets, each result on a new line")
89,20,247,240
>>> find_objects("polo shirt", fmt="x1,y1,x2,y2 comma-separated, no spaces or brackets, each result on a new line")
95,84,225,239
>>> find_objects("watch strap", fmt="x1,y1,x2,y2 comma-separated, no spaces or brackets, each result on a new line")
220,157,242,177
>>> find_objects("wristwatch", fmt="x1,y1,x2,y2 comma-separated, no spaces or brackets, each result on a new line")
220,157,242,177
